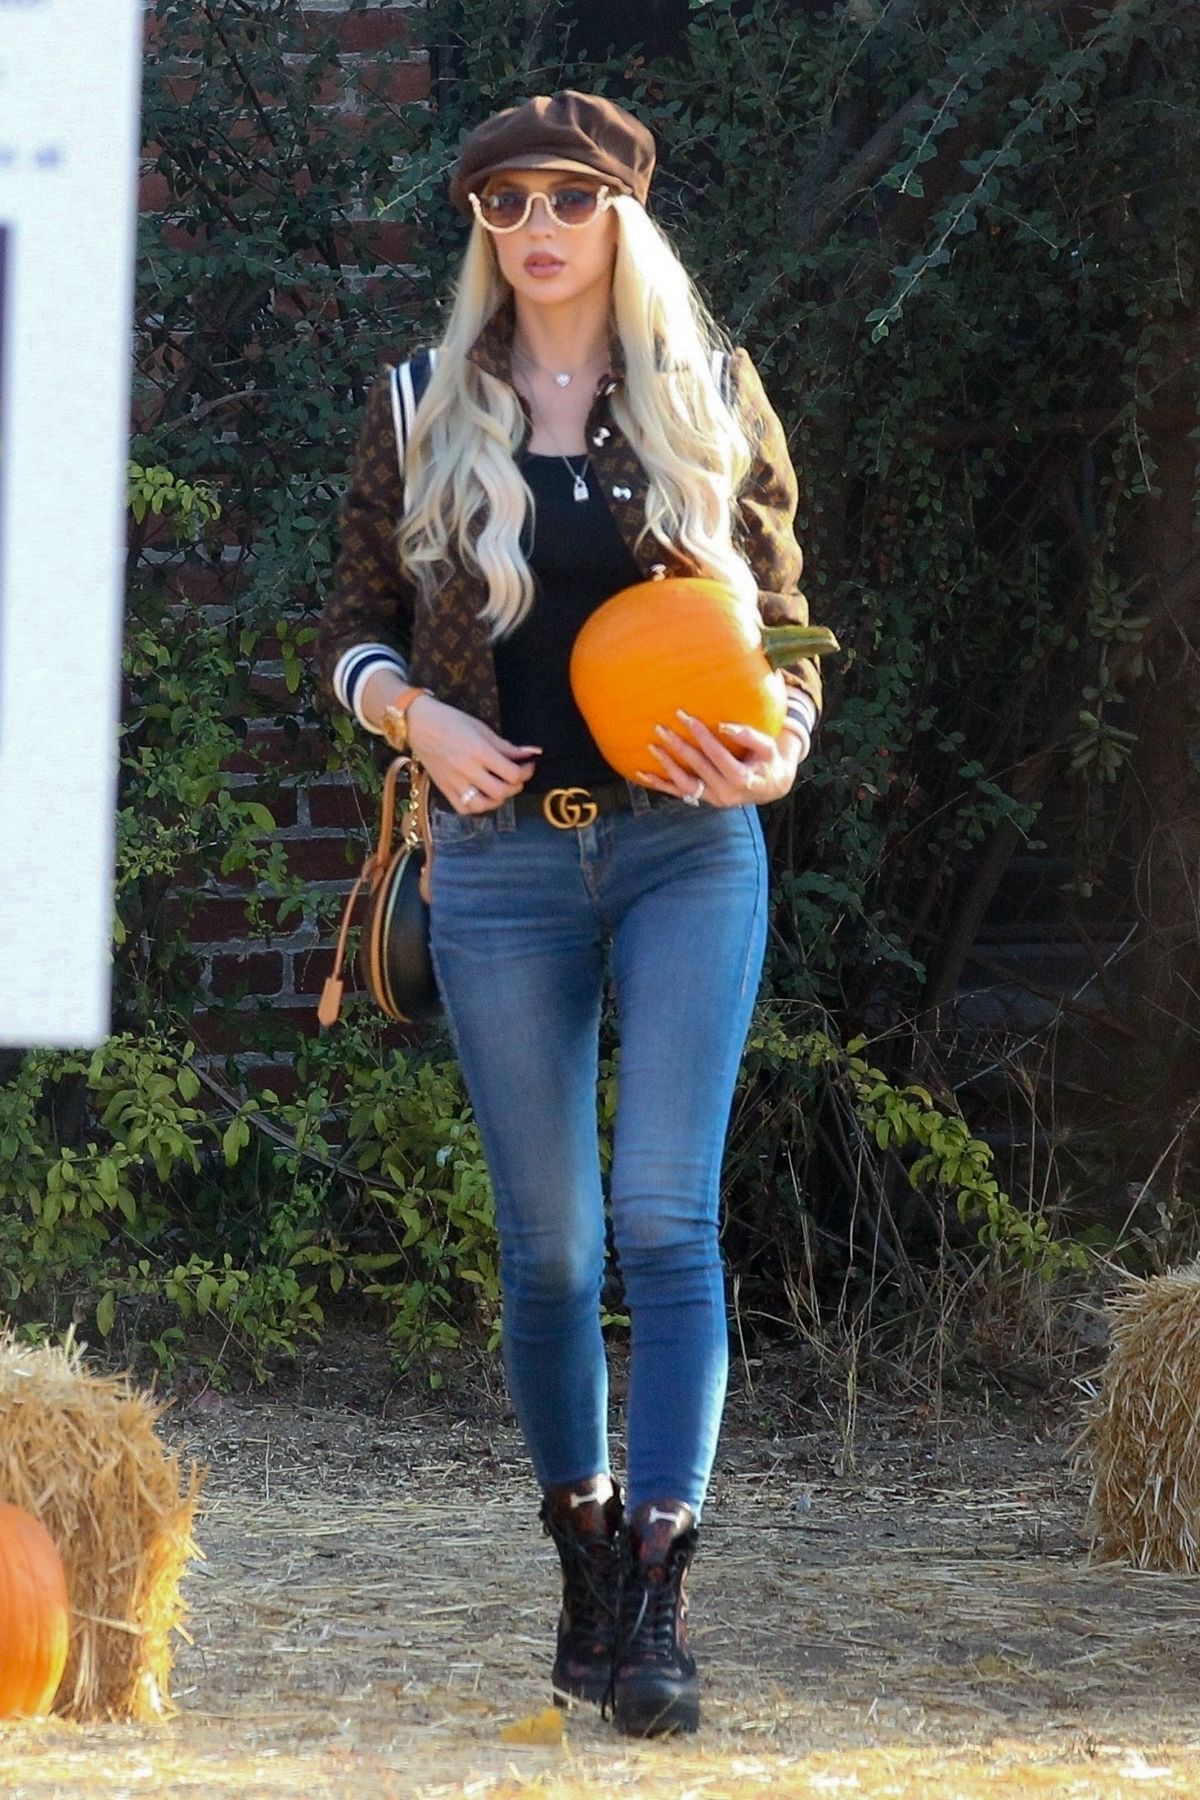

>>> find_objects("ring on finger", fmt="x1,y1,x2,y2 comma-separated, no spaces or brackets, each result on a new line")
682,777,706,808
460,785,480,806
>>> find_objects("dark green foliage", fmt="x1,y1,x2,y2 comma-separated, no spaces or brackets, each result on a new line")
2,0,1196,1381
413,0,1200,1303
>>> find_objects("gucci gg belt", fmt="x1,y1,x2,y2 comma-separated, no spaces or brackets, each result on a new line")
513,782,639,828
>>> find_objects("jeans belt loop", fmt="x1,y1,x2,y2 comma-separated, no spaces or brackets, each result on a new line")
497,796,517,833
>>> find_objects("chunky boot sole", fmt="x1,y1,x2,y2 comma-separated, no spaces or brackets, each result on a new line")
613,1670,700,1737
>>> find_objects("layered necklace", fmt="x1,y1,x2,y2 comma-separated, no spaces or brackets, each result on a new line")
513,344,606,503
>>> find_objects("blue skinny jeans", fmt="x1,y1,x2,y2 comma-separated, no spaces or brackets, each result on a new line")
427,784,768,1518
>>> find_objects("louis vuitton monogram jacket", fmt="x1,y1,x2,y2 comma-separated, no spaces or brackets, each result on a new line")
313,302,822,736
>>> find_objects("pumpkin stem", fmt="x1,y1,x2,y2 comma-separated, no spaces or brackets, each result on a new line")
761,624,840,669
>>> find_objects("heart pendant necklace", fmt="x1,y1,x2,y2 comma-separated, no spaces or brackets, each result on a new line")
514,345,598,389
513,346,596,500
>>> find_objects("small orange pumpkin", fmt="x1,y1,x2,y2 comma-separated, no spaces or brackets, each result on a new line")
569,576,840,782
0,1503,70,1717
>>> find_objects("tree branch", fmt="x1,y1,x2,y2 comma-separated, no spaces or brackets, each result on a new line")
919,547,1200,1017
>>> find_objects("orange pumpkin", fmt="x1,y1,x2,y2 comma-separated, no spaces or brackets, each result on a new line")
569,576,840,782
0,1503,70,1717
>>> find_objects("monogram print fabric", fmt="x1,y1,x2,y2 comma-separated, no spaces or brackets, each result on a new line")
313,305,823,732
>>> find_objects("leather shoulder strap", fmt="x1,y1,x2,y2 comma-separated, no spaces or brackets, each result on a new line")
317,753,421,1028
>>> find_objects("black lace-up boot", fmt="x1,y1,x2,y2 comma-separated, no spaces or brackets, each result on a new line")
540,1478,624,1706
610,1498,700,1737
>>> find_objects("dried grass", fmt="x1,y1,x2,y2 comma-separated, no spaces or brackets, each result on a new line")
0,1370,1197,1796
0,1727,1197,1799
0,1328,205,1720
1084,1259,1200,1570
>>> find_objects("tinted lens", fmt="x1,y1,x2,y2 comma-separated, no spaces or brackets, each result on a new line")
481,193,530,228
549,188,599,224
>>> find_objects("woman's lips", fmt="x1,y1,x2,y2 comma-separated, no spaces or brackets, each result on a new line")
524,254,565,277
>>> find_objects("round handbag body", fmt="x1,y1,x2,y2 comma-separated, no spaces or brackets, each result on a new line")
360,843,440,1023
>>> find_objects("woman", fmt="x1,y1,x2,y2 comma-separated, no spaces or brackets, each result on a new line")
314,91,822,1737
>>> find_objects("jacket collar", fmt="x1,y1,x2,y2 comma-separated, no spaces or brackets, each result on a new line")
466,295,625,395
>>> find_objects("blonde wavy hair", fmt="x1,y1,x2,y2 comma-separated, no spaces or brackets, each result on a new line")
397,195,758,636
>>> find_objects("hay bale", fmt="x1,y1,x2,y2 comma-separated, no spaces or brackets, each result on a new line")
1086,1258,1200,1570
0,1326,204,1720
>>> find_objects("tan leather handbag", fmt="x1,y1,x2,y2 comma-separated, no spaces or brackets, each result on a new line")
318,756,440,1027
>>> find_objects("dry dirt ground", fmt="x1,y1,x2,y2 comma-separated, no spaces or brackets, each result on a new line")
2,1326,1200,1798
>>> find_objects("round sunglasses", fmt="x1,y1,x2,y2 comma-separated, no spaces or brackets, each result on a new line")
469,184,613,234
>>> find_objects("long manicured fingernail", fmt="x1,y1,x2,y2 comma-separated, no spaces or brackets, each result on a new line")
634,770,656,784
718,722,741,734
676,708,696,725
648,744,669,764
654,724,677,741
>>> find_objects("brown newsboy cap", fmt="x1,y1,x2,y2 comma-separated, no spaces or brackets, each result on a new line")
449,91,656,215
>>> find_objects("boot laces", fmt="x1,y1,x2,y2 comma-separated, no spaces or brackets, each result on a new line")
601,1538,690,1719
543,1511,620,1643
623,1557,686,1667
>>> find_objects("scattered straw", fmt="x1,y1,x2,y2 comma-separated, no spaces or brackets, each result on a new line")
0,1327,205,1720
1084,1258,1200,1570
0,1368,1194,1796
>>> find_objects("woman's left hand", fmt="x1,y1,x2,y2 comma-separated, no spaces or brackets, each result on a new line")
636,709,808,809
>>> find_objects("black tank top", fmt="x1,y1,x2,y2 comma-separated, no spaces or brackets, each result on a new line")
492,452,643,795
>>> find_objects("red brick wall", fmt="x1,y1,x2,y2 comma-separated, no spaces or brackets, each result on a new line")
139,3,431,1093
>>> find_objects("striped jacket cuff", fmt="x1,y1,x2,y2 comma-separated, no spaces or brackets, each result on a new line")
332,643,410,735
781,690,818,744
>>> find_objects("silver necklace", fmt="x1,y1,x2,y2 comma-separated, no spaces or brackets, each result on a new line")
525,443,590,502
513,348,594,501
513,343,607,390
560,454,591,503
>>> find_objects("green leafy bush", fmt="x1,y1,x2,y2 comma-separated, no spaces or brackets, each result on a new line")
5,0,1197,1385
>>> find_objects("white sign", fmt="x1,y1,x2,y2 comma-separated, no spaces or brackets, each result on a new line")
0,0,142,1045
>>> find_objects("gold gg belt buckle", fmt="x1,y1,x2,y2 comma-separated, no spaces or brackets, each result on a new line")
543,786,599,829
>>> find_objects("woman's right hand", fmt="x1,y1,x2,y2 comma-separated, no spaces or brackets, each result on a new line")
405,695,541,813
